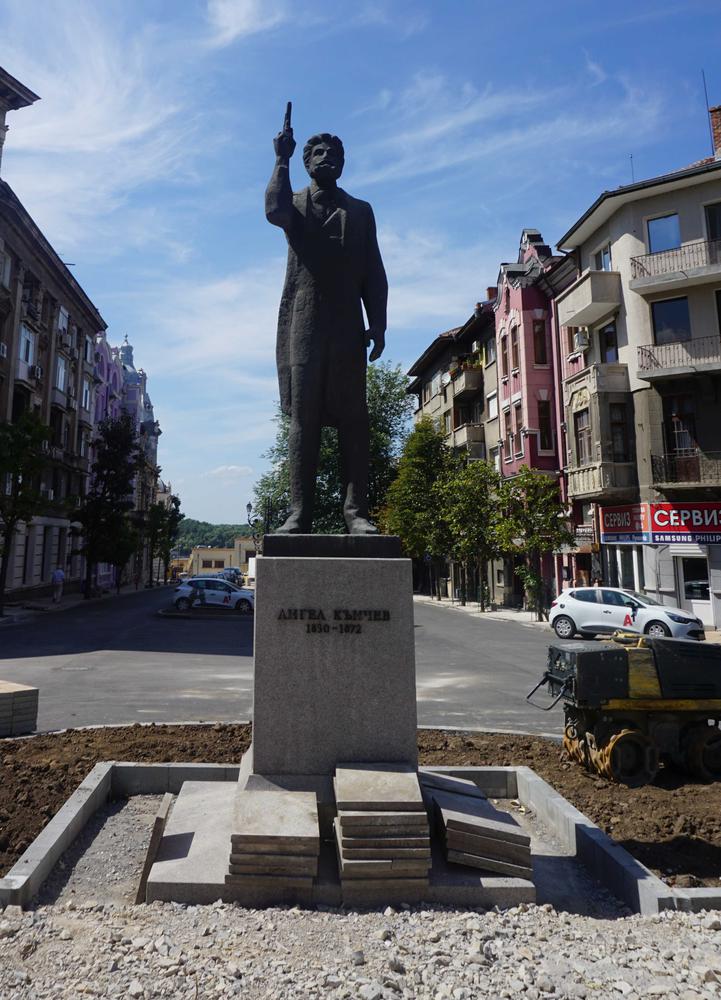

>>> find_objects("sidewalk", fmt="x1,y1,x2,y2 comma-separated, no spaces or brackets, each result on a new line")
412,593,721,643
0,582,172,626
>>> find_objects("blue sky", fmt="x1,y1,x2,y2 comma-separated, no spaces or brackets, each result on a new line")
2,0,720,522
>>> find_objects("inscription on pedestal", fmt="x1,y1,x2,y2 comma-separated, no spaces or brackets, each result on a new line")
252,557,417,776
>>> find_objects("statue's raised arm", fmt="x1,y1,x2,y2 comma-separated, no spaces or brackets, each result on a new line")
266,101,295,229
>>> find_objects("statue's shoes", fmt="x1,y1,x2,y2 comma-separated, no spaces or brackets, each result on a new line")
346,517,379,535
275,515,309,534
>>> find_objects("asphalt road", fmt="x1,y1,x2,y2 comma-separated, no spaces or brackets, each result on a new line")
0,587,563,736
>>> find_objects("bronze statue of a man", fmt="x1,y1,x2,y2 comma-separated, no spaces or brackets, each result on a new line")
265,104,388,535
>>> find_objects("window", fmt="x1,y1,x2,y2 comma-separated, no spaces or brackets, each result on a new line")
510,326,519,370
599,320,618,362
20,324,35,364
213,560,224,568
81,378,91,410
491,447,500,472
57,307,69,334
513,402,523,455
504,410,513,456
706,202,721,242
84,336,94,364
201,560,212,568
0,250,11,289
651,297,691,345
663,394,696,452
55,355,67,392
566,327,575,355
443,410,451,435
487,392,498,420
571,589,598,603
538,400,553,450
500,335,508,377
485,338,496,365
574,408,592,466
610,403,631,462
648,213,680,253
422,381,430,403
533,320,547,364
431,371,441,396
594,244,612,271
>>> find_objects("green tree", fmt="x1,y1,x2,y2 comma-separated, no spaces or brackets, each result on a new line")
0,412,51,617
154,495,184,583
496,466,574,620
175,518,250,553
434,459,501,609
74,415,143,598
380,417,455,596
253,362,413,533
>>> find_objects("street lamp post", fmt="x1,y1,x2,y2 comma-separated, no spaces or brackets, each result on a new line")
246,498,274,554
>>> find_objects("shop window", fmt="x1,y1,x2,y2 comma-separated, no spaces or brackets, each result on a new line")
651,297,691,345
538,400,553,450
610,402,631,462
574,408,592,466
533,320,547,364
599,321,618,362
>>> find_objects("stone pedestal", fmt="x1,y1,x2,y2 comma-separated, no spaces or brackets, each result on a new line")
249,536,417,777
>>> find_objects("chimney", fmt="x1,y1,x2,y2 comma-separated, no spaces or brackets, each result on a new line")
486,286,497,302
711,105,721,160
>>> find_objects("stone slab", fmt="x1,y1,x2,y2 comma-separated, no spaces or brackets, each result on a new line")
446,849,533,879
251,556,417,775
338,810,428,829
334,765,425,812
334,821,430,877
341,879,429,907
228,853,318,876
431,790,530,847
341,845,431,861
446,829,531,866
230,790,319,850
0,681,37,696
135,793,174,904
341,834,431,850
225,871,314,886
262,534,402,559
228,840,318,857
419,772,488,801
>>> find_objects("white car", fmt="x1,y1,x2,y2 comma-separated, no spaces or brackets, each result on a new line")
549,587,704,641
173,577,254,614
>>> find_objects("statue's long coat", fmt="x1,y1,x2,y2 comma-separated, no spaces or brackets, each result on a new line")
275,186,387,426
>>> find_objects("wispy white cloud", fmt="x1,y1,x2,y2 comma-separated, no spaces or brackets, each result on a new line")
1,2,197,255
583,49,607,86
205,0,288,46
207,464,254,478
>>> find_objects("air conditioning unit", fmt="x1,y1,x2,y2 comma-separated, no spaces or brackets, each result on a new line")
471,340,480,353
32,364,44,380
0,342,7,359
573,329,590,352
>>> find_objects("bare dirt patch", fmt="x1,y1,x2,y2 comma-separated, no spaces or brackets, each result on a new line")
1,724,720,888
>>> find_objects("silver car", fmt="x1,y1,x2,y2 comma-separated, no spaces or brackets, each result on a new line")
549,587,704,641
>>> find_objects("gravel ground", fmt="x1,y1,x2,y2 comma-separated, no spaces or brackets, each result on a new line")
1,901,720,999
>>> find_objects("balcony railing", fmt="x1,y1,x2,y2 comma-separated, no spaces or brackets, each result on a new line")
651,450,721,486
637,335,721,375
631,238,721,280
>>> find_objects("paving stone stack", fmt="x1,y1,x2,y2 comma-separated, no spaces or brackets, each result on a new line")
422,773,532,880
334,764,432,905
0,681,38,737
226,790,320,903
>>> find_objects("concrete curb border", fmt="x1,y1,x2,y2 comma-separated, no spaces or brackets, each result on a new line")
1,762,718,914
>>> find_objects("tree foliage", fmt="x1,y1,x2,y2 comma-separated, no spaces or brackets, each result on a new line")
148,494,184,583
0,412,51,615
253,362,414,533
175,518,251,553
74,415,144,596
496,466,574,619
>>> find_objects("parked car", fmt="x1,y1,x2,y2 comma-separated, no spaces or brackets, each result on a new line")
216,568,244,586
549,587,704,641
173,577,254,614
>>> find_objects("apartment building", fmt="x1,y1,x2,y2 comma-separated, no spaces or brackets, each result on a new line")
555,108,721,627
406,297,504,601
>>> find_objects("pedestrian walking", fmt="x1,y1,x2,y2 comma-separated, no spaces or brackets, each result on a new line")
51,566,65,604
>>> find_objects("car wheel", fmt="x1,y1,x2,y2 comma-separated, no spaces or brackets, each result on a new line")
235,598,253,615
645,620,671,638
553,615,576,639
175,597,191,611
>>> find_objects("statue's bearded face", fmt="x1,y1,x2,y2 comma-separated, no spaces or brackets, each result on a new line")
307,142,343,182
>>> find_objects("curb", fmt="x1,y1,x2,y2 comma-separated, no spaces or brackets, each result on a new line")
3,761,716,914
156,608,254,620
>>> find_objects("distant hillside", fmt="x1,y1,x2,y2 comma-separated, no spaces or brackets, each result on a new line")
176,518,251,554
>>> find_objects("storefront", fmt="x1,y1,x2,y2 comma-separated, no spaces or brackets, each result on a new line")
599,502,721,628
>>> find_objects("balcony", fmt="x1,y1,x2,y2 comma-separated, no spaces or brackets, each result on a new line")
630,238,721,294
452,422,484,451
637,335,721,380
450,367,483,399
556,269,622,328
567,461,637,499
51,386,66,408
651,450,721,488
563,362,629,406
